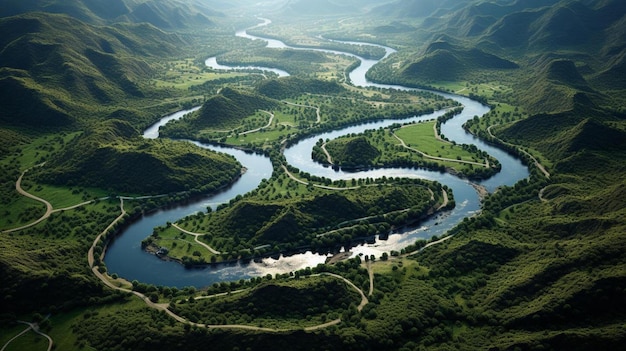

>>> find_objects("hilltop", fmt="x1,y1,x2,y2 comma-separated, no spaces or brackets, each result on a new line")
323,136,381,168
35,119,242,195
398,40,518,82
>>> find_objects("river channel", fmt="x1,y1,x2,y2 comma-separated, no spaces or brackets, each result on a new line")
104,19,528,288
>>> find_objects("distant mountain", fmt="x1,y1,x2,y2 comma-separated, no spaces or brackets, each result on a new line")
371,0,470,18
279,0,388,16
0,0,223,29
0,12,185,127
480,0,625,51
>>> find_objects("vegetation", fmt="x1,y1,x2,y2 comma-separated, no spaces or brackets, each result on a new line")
161,78,459,151
170,276,360,328
32,119,242,195
313,117,500,179
153,176,445,264
1,0,625,350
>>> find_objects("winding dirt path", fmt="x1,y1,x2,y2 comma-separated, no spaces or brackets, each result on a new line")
437,188,449,211
2,167,53,233
434,121,452,144
88,198,126,268
320,142,333,164
1,320,53,351
538,186,549,202
319,272,368,312
283,101,321,123
240,110,275,135
2,166,104,234
393,131,489,167
281,165,359,190
171,223,221,254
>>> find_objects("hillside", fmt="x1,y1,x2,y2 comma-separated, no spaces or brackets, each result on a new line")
499,102,626,161
183,181,437,254
399,40,518,81
161,87,278,133
0,12,186,127
324,136,381,167
1,1,626,350
0,0,223,29
34,119,242,195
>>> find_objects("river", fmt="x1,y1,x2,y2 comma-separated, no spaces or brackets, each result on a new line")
104,19,528,288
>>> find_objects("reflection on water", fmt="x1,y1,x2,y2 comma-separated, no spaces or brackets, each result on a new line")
104,20,528,288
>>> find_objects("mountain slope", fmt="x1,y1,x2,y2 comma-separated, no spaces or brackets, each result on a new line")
0,0,222,29
0,12,185,127
398,40,518,81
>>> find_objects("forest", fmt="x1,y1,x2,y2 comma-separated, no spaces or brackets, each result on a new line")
1,1,625,350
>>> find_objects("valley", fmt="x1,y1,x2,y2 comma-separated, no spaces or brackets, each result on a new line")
1,1,625,350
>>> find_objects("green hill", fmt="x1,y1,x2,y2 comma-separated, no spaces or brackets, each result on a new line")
499,100,625,161
399,41,518,82
178,87,278,130
516,57,599,113
35,119,242,195
0,12,185,127
324,136,381,167
196,184,435,251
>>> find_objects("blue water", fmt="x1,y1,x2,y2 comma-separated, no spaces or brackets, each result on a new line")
104,20,529,288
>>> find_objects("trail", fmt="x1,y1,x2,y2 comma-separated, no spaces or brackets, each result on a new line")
171,223,221,254
1,320,53,351
88,197,126,268
437,188,449,210
240,110,275,135
434,121,452,144
3,166,53,233
2,165,107,234
283,101,321,123
321,142,333,164
393,130,489,167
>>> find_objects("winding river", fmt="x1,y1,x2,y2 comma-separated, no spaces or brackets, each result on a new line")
104,19,528,288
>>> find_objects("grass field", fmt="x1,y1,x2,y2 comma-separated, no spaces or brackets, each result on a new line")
394,121,486,163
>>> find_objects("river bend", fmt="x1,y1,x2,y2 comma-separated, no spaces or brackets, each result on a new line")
104,20,528,288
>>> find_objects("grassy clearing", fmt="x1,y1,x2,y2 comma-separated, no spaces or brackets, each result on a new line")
9,132,81,170
1,329,48,351
150,224,217,263
25,183,109,209
394,121,486,163
432,81,514,99
0,196,46,230
152,58,248,90
370,257,421,275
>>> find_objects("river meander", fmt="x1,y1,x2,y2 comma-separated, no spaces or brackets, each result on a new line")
104,19,528,288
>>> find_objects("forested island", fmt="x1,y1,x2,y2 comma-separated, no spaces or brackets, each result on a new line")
1,1,625,350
